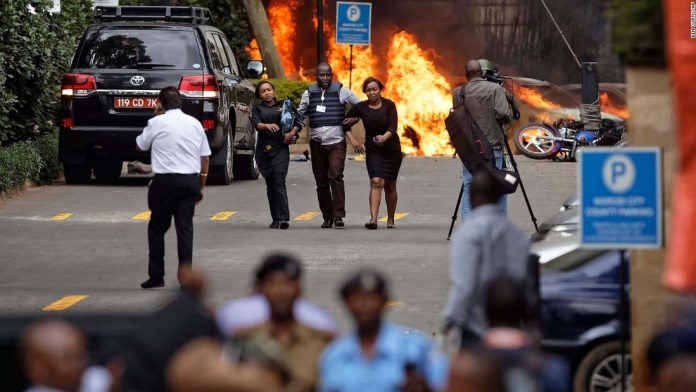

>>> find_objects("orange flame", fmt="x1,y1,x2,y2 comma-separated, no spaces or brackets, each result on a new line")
384,32,455,156
327,34,376,96
246,38,262,60
516,87,561,110
267,0,298,77
600,92,629,119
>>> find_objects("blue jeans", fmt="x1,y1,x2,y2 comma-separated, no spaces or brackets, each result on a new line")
461,148,507,217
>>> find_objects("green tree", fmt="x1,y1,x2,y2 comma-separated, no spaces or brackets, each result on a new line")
0,0,92,145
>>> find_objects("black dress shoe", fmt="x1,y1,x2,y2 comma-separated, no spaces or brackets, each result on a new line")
321,219,333,228
365,222,378,230
141,278,164,289
334,217,345,228
269,220,280,229
280,221,289,230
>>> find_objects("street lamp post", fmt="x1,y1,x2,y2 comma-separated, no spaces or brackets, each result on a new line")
317,0,324,63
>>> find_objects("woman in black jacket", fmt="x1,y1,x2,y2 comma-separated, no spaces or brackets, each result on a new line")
251,81,303,229
344,77,403,229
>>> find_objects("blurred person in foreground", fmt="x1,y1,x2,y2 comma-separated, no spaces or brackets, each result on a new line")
119,266,285,392
230,254,334,392
216,264,337,338
21,319,114,392
646,323,696,392
480,276,569,392
445,349,504,392
442,169,529,347
319,268,449,392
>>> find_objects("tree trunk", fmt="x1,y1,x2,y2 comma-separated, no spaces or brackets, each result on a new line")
241,0,286,79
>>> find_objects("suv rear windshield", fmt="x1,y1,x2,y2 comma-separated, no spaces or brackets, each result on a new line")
77,27,202,70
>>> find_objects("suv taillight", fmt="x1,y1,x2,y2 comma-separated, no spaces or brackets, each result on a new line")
179,75,219,99
61,73,97,97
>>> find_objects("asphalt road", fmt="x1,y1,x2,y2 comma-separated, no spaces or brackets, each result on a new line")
0,155,576,334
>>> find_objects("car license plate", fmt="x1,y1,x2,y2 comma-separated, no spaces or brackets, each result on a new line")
114,97,159,109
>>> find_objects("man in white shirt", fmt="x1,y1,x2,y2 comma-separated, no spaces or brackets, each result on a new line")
136,87,211,289
297,62,360,228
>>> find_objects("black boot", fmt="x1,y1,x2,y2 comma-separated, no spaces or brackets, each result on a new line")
321,219,333,229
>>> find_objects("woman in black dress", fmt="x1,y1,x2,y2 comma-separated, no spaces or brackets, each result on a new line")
343,77,403,229
252,81,302,229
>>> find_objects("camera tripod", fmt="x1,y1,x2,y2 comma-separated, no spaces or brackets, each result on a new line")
447,136,539,240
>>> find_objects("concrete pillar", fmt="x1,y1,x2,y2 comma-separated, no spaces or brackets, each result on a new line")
626,66,681,390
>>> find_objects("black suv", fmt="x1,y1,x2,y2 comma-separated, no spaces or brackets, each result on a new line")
59,6,264,184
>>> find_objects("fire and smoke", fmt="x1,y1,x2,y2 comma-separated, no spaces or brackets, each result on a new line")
262,1,455,156
259,1,627,155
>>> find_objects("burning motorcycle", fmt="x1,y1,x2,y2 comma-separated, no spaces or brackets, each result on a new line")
513,117,626,161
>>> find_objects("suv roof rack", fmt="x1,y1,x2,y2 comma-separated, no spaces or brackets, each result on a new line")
93,6,214,25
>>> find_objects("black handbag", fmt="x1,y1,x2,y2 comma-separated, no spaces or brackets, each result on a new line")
446,88,519,194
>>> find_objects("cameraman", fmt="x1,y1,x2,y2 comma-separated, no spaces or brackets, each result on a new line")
452,59,513,217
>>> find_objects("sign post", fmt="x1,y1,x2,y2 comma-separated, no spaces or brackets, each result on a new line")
579,146,662,392
336,2,372,89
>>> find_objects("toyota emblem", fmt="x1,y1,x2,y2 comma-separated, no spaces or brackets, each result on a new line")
130,75,145,86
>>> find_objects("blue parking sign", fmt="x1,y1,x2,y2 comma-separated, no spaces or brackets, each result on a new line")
579,147,662,248
336,2,372,45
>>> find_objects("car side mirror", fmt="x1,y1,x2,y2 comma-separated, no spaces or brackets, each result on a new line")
246,60,264,78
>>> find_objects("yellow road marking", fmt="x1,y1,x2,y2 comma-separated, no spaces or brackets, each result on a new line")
294,211,321,221
378,212,409,222
50,213,73,221
385,300,404,309
211,211,237,221
133,211,151,220
42,295,89,311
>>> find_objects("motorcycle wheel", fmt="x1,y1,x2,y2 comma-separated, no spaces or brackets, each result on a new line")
514,122,560,160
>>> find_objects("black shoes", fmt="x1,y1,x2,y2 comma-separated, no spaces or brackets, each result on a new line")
141,278,164,289
365,222,378,230
334,217,345,228
270,220,289,229
321,219,333,229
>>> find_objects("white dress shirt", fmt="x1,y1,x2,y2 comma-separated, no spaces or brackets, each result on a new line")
216,293,338,336
136,109,211,174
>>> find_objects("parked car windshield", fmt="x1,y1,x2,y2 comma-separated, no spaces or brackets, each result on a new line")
77,27,202,69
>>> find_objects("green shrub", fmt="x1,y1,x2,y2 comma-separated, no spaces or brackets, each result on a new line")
253,79,312,108
33,132,60,184
0,142,43,194
0,132,60,194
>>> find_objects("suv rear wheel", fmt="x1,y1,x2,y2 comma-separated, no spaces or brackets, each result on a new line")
64,164,91,184
209,132,233,185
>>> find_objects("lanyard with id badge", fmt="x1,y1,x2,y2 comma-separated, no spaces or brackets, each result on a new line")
316,89,327,113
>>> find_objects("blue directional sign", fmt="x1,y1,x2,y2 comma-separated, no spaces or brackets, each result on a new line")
336,2,372,45
579,147,662,248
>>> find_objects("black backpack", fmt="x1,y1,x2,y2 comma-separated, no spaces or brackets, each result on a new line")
445,87,520,194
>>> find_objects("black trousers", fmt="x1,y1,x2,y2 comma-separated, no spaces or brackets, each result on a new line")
310,140,347,219
257,146,290,221
147,174,200,280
